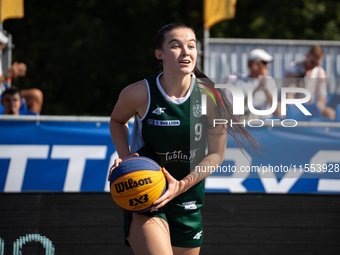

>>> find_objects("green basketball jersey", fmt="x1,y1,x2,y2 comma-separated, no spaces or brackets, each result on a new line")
130,73,207,211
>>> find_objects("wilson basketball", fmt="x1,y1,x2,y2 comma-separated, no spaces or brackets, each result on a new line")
109,156,167,213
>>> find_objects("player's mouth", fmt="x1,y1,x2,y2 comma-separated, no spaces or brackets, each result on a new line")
179,59,191,65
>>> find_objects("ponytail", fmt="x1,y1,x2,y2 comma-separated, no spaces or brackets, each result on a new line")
193,67,261,153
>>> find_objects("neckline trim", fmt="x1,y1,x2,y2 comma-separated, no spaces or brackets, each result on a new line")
156,73,196,105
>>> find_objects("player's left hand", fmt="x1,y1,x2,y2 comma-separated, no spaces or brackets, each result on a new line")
150,168,181,212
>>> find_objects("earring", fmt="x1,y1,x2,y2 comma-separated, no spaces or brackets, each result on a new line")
158,59,163,63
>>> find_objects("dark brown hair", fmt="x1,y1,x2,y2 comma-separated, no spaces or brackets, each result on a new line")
2,86,22,99
193,67,260,152
155,23,192,50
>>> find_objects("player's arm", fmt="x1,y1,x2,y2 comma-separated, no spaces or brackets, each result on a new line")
109,81,148,178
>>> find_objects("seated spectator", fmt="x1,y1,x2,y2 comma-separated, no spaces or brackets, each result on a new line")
225,49,278,119
0,30,43,114
1,86,22,115
283,45,335,120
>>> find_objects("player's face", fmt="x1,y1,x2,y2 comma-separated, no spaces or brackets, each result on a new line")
156,27,197,75
1,93,21,115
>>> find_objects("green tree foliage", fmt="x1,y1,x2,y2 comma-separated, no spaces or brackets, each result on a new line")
3,0,340,116
4,0,203,115
211,0,340,40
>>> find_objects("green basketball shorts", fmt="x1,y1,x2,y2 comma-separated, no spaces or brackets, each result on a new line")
124,203,203,248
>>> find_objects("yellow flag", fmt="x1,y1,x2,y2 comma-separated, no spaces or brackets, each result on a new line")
204,0,237,30
0,0,24,22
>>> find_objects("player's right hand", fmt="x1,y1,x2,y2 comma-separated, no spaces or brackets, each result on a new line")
107,152,139,181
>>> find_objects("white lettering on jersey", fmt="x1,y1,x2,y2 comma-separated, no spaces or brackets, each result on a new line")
152,107,166,115
189,148,197,160
147,119,180,126
155,148,199,163
182,201,197,210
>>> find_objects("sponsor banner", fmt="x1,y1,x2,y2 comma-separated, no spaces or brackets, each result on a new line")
0,120,118,193
0,119,339,194
206,126,340,194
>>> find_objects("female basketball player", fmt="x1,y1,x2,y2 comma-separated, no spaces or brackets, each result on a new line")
109,23,259,255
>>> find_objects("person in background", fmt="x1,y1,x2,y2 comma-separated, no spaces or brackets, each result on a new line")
0,31,43,114
226,48,278,119
0,86,22,115
283,45,335,120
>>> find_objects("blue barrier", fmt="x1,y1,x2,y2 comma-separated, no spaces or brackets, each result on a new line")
0,116,339,194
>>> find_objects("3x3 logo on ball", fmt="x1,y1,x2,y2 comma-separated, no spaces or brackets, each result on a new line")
114,177,153,208
129,194,149,207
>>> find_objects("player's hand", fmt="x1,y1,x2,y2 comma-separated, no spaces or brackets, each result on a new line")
107,152,139,181
150,168,181,212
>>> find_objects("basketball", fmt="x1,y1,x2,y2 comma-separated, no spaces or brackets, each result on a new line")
109,156,167,213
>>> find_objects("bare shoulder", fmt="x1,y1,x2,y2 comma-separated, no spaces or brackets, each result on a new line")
317,66,326,78
113,79,149,121
120,80,148,102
